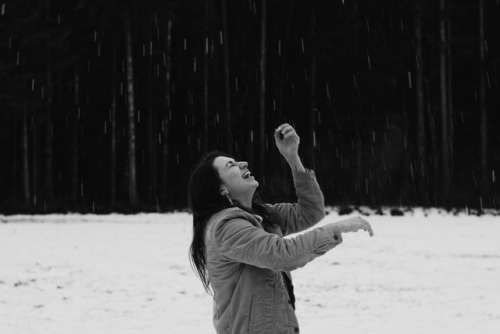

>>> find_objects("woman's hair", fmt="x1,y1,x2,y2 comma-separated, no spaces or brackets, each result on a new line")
188,150,283,293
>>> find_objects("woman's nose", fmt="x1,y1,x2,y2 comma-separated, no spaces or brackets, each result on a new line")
239,161,248,169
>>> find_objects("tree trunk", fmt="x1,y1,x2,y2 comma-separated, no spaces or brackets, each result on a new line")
425,77,439,205
203,0,209,153
353,0,363,201
123,13,138,207
70,67,80,206
12,119,18,202
277,0,295,122
161,17,173,208
22,108,31,207
44,44,54,205
110,48,117,208
439,0,449,204
147,24,157,204
402,91,414,202
32,116,39,208
355,124,363,200
479,0,488,197
12,120,18,202
221,0,233,154
414,0,426,203
307,4,317,170
447,0,455,194
259,0,267,185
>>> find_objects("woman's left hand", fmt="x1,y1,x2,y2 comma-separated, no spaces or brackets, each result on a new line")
274,123,300,159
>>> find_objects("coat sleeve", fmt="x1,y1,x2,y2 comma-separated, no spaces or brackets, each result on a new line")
211,217,342,272
269,169,326,235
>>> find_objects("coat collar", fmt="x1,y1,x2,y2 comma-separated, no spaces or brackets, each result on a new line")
209,207,263,227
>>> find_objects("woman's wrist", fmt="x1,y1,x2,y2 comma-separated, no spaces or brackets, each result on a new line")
284,154,306,172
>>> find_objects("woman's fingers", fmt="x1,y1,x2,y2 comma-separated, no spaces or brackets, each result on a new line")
368,224,374,237
358,217,374,237
275,124,286,139
276,123,290,132
274,129,282,141
281,126,294,136
275,123,294,138
335,217,374,236
279,125,299,142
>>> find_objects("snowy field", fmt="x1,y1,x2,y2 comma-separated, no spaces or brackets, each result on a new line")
1,209,499,334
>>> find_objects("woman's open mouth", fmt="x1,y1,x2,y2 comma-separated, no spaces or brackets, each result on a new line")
242,171,253,179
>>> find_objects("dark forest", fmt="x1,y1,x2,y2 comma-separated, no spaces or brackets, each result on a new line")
0,0,499,214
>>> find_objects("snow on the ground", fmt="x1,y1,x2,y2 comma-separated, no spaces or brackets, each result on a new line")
0,209,499,334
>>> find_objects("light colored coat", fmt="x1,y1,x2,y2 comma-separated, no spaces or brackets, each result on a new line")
204,170,343,334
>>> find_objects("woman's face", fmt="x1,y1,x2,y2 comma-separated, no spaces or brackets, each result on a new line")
212,156,259,207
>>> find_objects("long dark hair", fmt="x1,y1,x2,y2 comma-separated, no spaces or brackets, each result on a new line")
188,151,282,293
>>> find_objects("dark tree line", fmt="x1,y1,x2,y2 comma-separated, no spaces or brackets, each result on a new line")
0,0,499,213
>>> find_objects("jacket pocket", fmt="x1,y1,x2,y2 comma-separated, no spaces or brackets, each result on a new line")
248,274,278,333
248,296,260,332
248,291,269,333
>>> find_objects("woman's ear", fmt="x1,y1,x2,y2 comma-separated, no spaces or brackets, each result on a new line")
220,188,233,206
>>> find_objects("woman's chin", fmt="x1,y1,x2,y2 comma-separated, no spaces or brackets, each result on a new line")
244,176,259,187
248,181,259,194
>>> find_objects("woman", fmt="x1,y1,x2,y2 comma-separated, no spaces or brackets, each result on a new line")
188,123,373,334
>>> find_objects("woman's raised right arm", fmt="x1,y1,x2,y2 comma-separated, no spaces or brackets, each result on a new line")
211,216,372,272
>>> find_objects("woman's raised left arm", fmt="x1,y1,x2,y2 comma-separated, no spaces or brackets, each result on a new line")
271,124,326,235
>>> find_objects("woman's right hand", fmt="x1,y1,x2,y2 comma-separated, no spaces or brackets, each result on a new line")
274,123,300,159
332,217,374,236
